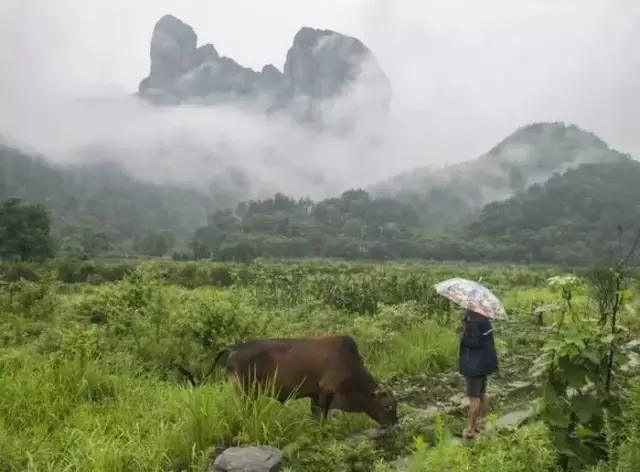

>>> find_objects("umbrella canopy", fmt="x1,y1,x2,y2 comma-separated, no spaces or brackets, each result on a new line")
434,277,507,320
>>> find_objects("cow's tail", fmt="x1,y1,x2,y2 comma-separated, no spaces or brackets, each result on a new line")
202,347,232,381
173,347,232,388
172,362,199,387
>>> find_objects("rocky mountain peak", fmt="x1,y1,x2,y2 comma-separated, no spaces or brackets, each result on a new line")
138,15,391,131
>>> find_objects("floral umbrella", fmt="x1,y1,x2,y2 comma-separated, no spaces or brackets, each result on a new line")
434,277,507,319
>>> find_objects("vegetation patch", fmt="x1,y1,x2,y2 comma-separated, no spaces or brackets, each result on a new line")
1,257,639,471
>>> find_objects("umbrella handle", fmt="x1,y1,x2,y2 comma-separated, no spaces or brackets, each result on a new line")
457,313,470,339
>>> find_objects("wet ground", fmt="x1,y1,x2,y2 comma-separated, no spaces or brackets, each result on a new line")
369,325,544,464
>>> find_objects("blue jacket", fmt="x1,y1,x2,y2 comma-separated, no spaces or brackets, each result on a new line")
458,310,499,377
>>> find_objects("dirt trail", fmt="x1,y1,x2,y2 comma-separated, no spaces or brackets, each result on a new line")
346,324,546,468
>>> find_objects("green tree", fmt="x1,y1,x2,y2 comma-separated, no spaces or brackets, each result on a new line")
58,230,111,259
0,197,54,261
160,230,176,252
188,238,211,260
1,143,214,253
80,229,112,257
133,231,171,257
216,237,258,262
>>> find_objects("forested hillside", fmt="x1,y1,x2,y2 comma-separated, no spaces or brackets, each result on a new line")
0,144,213,255
464,157,640,264
2,121,637,265
370,122,629,227
191,190,423,260
192,157,640,266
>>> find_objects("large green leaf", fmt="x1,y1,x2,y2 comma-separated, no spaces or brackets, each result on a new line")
544,404,571,427
600,333,615,344
558,358,589,389
569,393,599,424
581,348,601,365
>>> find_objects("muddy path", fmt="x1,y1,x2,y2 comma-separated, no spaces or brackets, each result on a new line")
362,325,545,462
338,323,548,470
390,323,544,411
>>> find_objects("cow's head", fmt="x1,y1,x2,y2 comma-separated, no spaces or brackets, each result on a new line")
368,383,399,426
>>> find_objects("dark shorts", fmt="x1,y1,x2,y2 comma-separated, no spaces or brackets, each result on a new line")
465,375,488,398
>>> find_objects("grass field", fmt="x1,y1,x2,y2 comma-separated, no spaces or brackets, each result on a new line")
1,259,640,471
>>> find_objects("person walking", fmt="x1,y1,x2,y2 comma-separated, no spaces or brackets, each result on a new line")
457,308,499,439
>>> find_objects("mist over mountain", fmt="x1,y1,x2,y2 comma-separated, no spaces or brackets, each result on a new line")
3,119,638,265
370,122,630,227
2,3,640,264
3,2,639,208
139,15,391,132
0,12,402,207
0,11,400,254
0,141,211,253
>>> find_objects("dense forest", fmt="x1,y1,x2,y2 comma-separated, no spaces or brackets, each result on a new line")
191,157,640,266
0,143,212,257
1,122,638,265
464,158,640,264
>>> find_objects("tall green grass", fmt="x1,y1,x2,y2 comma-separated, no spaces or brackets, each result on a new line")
1,259,638,470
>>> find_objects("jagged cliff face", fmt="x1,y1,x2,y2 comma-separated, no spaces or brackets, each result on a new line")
137,15,391,131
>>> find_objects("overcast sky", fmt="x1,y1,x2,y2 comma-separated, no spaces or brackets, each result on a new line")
1,0,639,194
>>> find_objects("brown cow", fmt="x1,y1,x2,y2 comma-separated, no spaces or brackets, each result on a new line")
205,335,399,426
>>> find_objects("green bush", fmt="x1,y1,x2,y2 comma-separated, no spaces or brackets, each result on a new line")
1,258,638,470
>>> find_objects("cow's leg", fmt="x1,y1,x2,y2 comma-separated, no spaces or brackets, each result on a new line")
228,370,257,401
227,371,241,390
227,371,248,399
309,394,322,419
319,390,335,421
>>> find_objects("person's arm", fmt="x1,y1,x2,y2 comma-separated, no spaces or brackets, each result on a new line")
460,318,490,348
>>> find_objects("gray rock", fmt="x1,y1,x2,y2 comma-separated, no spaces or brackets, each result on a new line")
195,43,220,66
506,381,536,398
624,339,640,351
488,406,535,431
211,446,287,472
147,14,198,87
137,15,391,131
282,27,390,124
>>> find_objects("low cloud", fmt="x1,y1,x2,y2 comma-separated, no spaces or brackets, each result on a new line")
0,0,638,201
